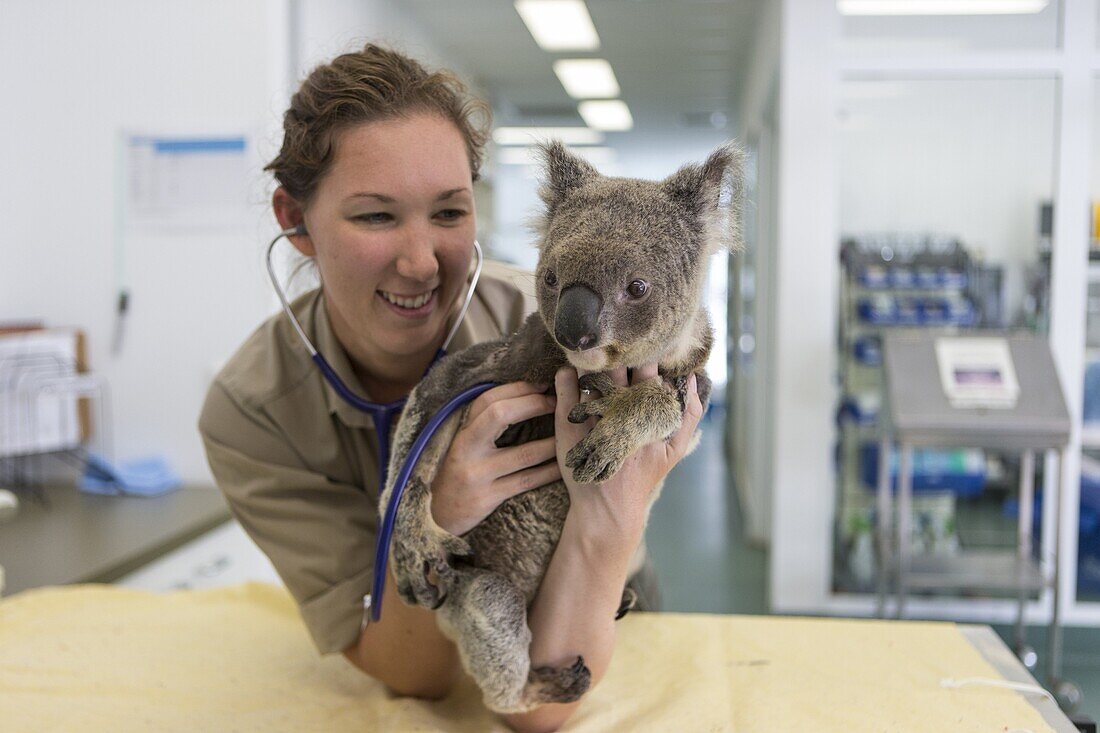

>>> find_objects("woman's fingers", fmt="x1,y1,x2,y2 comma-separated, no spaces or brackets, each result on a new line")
488,435,557,477
667,373,704,460
464,391,556,446
492,459,563,501
465,381,549,426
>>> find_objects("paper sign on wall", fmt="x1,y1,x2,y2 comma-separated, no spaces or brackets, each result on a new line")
125,135,250,231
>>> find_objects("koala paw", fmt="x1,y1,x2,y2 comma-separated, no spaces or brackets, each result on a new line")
565,422,632,484
568,372,624,424
527,655,591,705
392,532,472,610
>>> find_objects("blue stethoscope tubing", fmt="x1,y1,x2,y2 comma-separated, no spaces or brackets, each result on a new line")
266,224,495,624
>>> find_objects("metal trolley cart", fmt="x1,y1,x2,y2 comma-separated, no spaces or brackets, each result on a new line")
876,330,1080,708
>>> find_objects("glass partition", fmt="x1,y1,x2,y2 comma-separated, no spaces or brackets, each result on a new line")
833,77,1058,595
1077,77,1100,601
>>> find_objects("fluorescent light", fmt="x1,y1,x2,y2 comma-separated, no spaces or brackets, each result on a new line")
578,100,633,131
492,126,605,146
838,0,1048,14
514,0,600,51
497,146,616,168
553,59,620,99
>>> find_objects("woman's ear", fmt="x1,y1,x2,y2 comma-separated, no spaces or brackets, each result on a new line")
272,187,315,256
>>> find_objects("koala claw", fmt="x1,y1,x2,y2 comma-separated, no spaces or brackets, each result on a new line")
565,430,629,484
567,397,610,424
393,533,473,609
400,553,455,609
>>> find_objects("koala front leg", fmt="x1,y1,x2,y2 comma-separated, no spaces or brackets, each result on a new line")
564,372,683,484
391,475,472,609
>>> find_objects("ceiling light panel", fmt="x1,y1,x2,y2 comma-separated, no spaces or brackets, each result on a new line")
514,0,600,51
578,100,634,131
553,59,621,99
838,0,1049,14
493,126,605,146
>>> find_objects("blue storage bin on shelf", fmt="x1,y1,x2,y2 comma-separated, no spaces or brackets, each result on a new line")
859,442,986,497
853,336,882,366
916,267,940,289
1078,462,1100,593
946,298,976,325
939,269,968,289
919,297,949,325
1005,455,1100,594
895,297,921,325
857,296,897,325
858,265,890,289
839,396,880,427
889,267,916,288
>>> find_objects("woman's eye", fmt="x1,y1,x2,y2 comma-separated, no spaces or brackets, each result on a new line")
435,209,466,221
626,279,649,299
356,212,392,224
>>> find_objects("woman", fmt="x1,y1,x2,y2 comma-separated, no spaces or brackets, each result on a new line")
198,43,702,732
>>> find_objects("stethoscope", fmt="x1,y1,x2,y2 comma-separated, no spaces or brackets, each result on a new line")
266,224,496,624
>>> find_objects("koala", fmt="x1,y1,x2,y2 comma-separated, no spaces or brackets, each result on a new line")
377,139,743,714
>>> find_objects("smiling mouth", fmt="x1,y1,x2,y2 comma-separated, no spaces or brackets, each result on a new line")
377,287,438,310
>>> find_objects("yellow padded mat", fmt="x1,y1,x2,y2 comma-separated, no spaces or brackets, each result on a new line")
0,582,1053,732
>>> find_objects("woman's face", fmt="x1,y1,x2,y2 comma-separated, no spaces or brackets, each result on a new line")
294,114,476,365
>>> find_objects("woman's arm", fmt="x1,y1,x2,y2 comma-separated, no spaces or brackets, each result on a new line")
501,366,703,733
343,567,460,699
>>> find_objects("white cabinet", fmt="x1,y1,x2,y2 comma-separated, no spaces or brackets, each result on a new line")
115,520,282,592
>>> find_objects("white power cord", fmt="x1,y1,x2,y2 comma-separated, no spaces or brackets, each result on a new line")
941,676,1056,705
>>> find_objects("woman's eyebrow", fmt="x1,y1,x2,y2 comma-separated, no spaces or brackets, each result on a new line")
437,187,471,201
348,192,395,203
346,188,470,203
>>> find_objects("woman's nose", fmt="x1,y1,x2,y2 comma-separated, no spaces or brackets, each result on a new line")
395,227,440,282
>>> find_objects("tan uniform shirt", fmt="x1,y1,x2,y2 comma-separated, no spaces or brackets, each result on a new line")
198,273,529,655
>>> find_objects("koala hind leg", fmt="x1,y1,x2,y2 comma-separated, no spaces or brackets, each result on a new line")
437,567,591,713
391,476,471,609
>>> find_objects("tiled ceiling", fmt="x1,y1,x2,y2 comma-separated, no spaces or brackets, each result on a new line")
403,0,762,137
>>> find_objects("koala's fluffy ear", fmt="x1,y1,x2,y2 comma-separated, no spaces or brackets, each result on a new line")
536,140,598,214
663,141,745,253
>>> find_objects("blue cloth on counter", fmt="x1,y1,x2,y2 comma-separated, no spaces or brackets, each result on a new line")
80,453,181,496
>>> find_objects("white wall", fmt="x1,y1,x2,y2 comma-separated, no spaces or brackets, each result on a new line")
2,0,468,484
1,0,284,484
838,78,1058,321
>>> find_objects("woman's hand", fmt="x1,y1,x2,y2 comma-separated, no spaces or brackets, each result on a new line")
430,381,562,536
553,364,703,549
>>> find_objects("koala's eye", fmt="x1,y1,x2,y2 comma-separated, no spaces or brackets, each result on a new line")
626,279,649,299
544,270,558,288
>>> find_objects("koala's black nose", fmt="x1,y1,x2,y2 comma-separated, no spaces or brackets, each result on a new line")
555,284,602,351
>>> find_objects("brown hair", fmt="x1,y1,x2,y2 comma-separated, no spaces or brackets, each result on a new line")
265,43,491,204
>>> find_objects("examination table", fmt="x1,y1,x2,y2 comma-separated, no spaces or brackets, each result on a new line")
0,581,1072,731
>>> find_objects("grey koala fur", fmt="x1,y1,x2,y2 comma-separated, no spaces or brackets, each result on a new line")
378,139,744,714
